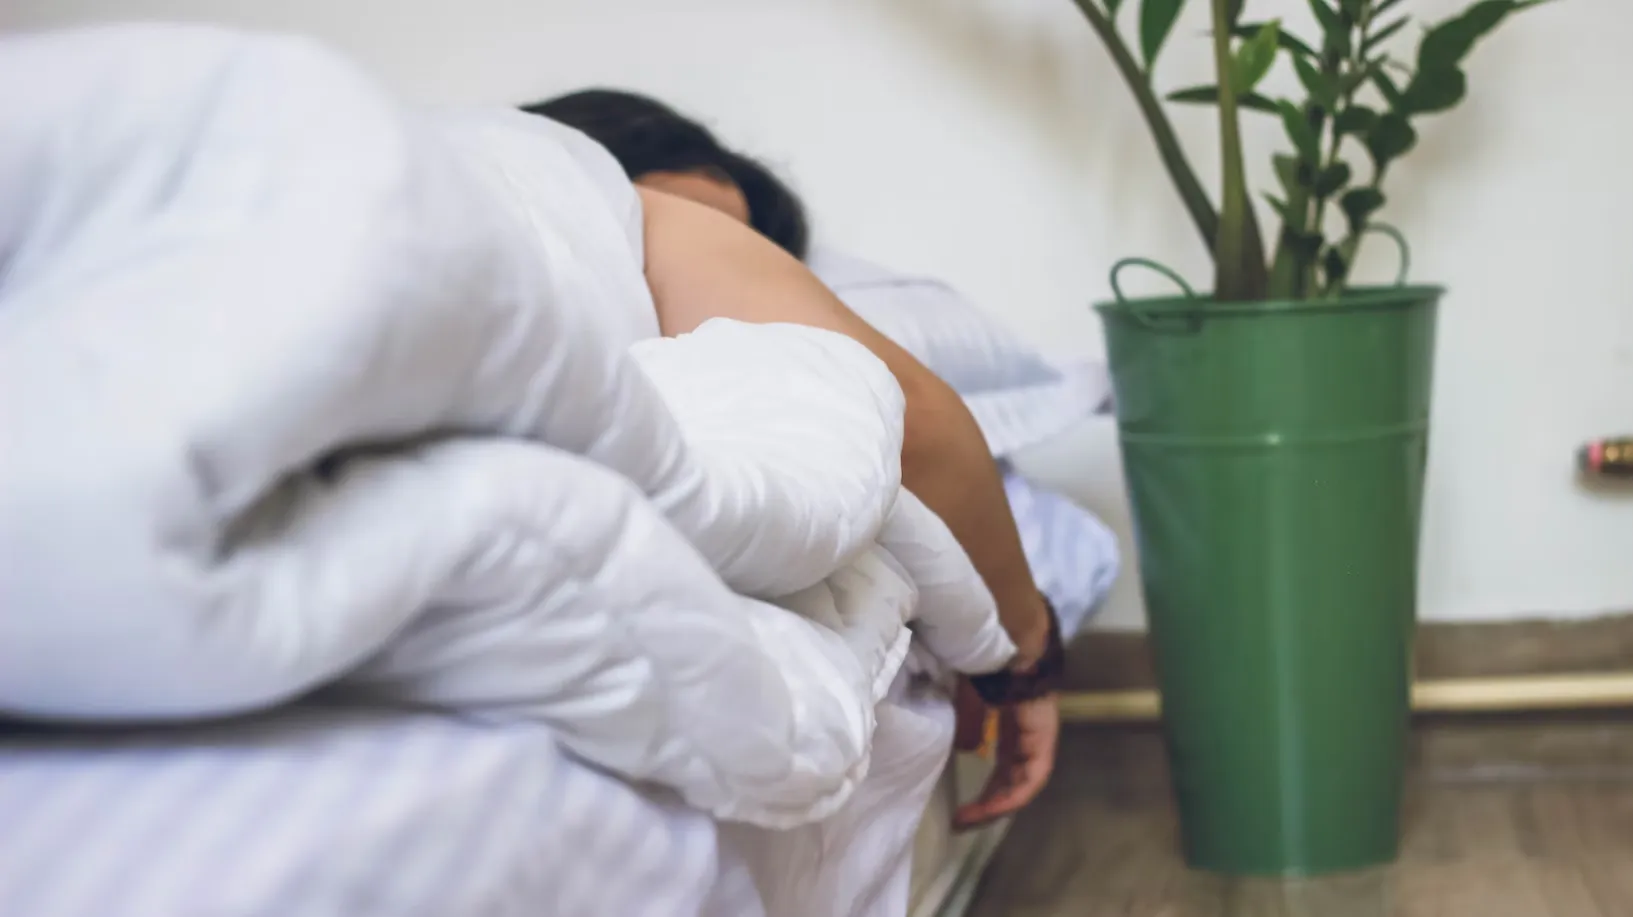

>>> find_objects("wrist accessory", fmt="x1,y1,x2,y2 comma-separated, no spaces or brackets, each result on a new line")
968,594,1065,706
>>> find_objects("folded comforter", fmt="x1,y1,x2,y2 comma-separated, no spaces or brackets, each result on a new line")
0,24,1014,829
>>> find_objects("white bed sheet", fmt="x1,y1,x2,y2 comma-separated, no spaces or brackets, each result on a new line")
0,664,955,917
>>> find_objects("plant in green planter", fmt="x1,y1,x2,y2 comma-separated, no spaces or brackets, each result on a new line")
1068,0,1547,877
1075,0,1544,299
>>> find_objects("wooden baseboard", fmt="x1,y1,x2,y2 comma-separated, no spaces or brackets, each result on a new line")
1058,709,1633,790
1063,613,1633,693
1057,613,1633,785
1060,673,1633,722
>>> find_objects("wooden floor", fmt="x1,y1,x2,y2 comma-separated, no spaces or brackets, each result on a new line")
967,727,1633,916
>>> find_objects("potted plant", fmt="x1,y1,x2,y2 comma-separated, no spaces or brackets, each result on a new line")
1069,0,1547,876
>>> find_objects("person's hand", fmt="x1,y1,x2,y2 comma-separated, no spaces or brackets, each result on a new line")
952,677,989,752
952,690,1060,830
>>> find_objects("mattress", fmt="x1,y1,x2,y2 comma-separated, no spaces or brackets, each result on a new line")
0,662,959,917
907,754,1011,917
0,705,760,917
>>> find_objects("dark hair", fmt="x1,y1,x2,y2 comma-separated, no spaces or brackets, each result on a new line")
521,89,810,259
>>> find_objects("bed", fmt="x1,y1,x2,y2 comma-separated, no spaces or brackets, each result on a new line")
0,666,998,917
909,756,1011,917
0,24,1108,917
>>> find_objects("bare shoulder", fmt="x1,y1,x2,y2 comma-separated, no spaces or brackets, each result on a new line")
637,187,857,337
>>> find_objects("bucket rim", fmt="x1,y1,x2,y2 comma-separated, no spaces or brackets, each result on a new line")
1094,283,1446,318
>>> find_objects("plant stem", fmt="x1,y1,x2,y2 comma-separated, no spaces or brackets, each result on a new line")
1321,1,1378,295
1071,0,1219,253
1208,0,1268,300
1310,131,1342,295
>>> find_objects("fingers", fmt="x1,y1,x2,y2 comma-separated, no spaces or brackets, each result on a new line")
1007,728,1055,807
953,743,1053,830
951,699,1059,831
952,761,1030,830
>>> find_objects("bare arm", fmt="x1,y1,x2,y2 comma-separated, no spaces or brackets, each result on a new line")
636,187,1051,664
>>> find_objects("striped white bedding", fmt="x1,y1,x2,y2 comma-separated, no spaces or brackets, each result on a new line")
0,660,956,917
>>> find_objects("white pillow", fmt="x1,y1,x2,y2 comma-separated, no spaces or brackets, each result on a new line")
807,247,1110,457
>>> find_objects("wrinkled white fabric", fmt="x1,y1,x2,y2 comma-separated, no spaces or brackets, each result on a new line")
0,670,959,917
0,23,696,716
807,247,1112,456
0,23,1014,835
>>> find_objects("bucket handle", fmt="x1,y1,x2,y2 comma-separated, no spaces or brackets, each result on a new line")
1363,223,1411,286
1108,258,1202,335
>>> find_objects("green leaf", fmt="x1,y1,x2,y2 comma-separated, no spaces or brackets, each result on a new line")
1334,104,1378,136
1322,246,1351,288
1340,187,1386,231
1139,0,1187,68
1371,67,1406,110
1226,0,1246,27
1307,0,1350,58
1278,99,1322,164
1401,66,1468,114
1337,0,1365,19
1306,102,1329,138
1232,21,1319,58
1340,57,1385,95
1280,226,1326,261
1167,84,1279,113
1232,20,1282,93
1313,161,1353,197
1364,112,1418,170
1363,15,1409,51
1306,0,1358,60
1272,153,1310,193
1322,32,1353,63
1374,0,1408,17
1273,154,1319,198
1418,0,1515,71
1307,0,1342,34
1292,54,1339,107
1105,0,1125,16
1264,193,1292,221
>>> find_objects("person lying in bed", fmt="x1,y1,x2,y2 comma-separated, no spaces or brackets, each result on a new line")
526,89,1066,829
0,21,1060,834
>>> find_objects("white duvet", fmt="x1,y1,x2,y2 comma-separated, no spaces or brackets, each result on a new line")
0,19,1015,850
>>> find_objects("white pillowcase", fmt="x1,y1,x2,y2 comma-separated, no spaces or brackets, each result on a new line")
807,247,1110,457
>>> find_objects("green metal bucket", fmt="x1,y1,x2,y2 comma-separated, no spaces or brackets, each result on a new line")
1094,255,1441,876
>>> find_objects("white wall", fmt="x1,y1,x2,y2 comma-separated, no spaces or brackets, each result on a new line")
6,0,1629,629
